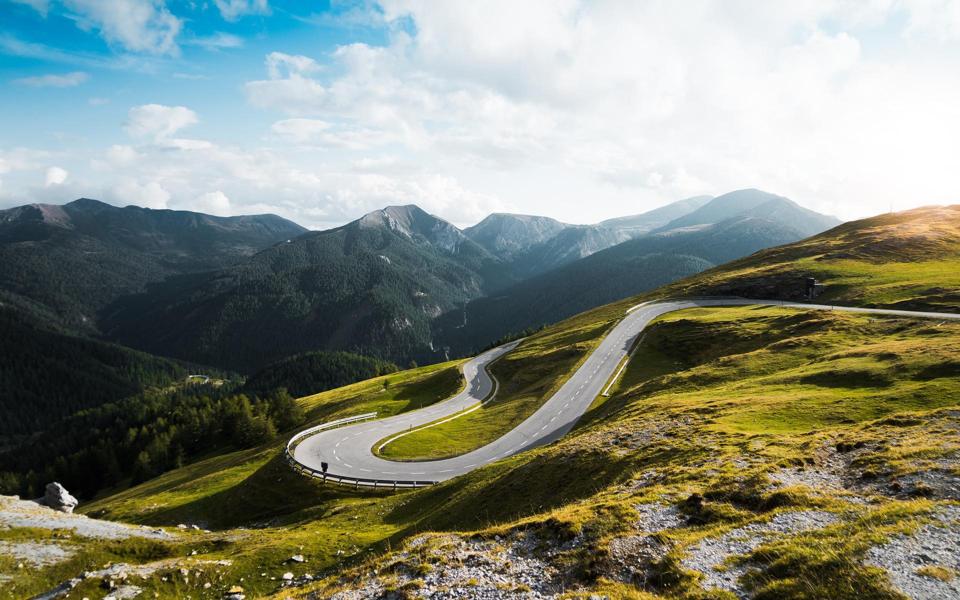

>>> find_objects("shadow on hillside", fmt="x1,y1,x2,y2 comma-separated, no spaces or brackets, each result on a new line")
384,442,673,534
134,451,386,529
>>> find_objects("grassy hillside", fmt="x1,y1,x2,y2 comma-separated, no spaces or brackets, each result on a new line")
664,205,960,311
6,206,960,599
29,299,956,600
307,305,960,600
377,304,619,460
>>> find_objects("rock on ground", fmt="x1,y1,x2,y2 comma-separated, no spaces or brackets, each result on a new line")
42,482,78,513
326,531,571,599
866,505,960,600
0,495,172,540
682,510,841,598
0,540,74,567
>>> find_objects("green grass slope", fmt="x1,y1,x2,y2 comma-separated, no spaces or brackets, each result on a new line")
664,204,960,311
6,205,960,600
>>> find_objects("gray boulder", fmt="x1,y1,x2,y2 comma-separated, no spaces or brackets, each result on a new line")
43,482,78,513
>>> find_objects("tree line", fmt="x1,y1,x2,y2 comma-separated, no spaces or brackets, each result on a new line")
0,385,304,499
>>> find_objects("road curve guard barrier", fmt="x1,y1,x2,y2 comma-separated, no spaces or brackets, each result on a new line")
284,412,438,489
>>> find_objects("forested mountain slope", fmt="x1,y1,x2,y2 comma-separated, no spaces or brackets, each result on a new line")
102,205,509,371
438,207,838,354
0,198,306,332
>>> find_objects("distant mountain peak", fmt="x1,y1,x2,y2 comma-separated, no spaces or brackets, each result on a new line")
357,204,473,254
658,188,840,237
464,213,569,259
599,195,713,233
66,197,113,210
358,204,429,233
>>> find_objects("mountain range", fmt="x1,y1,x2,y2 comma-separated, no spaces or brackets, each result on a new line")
0,198,306,332
0,189,840,372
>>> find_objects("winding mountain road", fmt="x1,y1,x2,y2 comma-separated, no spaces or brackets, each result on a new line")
292,298,960,486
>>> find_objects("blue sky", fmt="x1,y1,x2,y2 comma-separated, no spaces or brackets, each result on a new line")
1,1,959,228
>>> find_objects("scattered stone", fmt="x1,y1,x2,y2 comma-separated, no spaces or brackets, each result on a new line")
225,585,245,600
634,502,685,532
866,505,960,600
606,535,670,585
103,585,142,599
290,554,305,563
682,510,841,598
0,540,74,567
42,482,78,513
283,572,294,581
0,495,172,541
329,530,565,599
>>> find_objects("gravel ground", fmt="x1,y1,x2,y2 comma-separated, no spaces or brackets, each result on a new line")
682,510,841,598
634,502,685,532
0,540,74,567
606,535,669,586
866,505,960,600
32,558,234,600
769,464,846,491
0,495,171,540
603,502,685,584
326,531,569,599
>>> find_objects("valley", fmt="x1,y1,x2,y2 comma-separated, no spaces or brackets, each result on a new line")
2,203,959,599
5,5,958,599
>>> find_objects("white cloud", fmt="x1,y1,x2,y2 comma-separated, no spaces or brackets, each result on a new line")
124,104,198,140
103,144,142,166
236,1,960,223
190,190,231,215
13,71,89,87
7,2,960,226
10,0,49,16
63,0,181,55
186,31,244,50
270,118,331,142
901,0,960,41
214,0,269,21
0,148,50,175
265,52,321,78
106,179,170,209
44,166,69,187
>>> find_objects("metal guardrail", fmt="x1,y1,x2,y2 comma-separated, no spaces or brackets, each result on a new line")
284,412,438,489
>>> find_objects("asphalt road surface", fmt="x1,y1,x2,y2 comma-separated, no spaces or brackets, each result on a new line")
293,298,960,485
